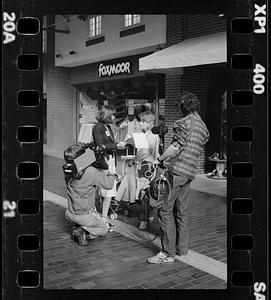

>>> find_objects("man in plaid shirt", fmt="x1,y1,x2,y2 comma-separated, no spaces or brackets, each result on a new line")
148,92,210,264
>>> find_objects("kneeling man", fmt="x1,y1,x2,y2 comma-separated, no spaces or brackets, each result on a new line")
63,143,115,246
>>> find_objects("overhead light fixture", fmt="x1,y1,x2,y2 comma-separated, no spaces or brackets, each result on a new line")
218,14,224,17
55,53,63,58
69,50,77,55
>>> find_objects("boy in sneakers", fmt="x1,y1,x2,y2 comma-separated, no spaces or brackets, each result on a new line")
147,92,209,264
63,143,115,246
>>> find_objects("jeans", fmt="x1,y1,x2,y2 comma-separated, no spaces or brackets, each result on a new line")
158,179,191,257
65,209,108,237
138,190,155,222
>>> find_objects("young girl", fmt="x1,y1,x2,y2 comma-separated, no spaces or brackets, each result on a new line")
115,111,160,230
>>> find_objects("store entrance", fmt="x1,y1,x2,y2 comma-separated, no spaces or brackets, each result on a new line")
205,64,227,173
77,74,165,130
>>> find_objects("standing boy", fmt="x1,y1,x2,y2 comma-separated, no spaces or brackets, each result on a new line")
148,92,210,263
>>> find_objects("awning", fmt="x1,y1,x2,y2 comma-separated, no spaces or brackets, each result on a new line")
139,31,226,73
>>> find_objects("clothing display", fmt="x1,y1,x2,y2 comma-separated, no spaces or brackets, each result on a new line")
78,123,96,144
115,119,142,142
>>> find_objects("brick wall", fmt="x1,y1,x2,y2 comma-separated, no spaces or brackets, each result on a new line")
45,16,77,151
166,15,186,46
185,15,226,38
165,15,226,173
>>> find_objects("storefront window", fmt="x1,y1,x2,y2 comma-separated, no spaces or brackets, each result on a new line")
77,75,165,143
78,91,99,125
89,15,101,38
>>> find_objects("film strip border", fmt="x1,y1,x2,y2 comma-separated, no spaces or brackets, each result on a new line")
2,2,268,300
228,1,268,299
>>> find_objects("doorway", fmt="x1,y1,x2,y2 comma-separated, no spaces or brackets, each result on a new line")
205,64,227,172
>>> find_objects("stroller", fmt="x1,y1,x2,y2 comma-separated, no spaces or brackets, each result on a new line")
105,158,171,221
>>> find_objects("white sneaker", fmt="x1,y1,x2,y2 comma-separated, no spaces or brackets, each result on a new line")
147,251,175,264
106,222,114,232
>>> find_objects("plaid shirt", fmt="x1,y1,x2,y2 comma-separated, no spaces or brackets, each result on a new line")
169,113,209,180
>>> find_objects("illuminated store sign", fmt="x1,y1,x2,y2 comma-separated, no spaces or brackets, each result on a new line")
98,61,132,77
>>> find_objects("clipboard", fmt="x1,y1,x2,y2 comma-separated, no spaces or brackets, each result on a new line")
74,148,96,171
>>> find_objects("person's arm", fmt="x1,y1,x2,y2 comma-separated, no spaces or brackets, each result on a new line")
154,135,160,160
92,123,118,151
158,144,179,161
91,168,115,190
172,119,188,147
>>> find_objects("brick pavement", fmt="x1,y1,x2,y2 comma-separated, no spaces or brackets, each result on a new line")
44,154,227,289
44,201,226,289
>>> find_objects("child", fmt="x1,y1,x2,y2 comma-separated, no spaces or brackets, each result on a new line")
115,111,160,230
63,143,115,246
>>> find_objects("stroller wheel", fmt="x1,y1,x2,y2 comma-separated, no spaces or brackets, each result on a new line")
123,209,131,217
109,213,118,220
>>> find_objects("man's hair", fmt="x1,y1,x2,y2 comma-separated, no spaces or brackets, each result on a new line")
176,91,200,115
63,142,86,162
140,111,155,123
96,105,116,123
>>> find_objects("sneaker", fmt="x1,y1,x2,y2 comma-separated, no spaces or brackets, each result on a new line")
71,227,88,246
147,251,175,264
106,222,114,232
84,230,98,240
138,221,147,230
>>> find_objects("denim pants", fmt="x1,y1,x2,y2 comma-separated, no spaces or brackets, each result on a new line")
138,189,155,222
158,180,191,257
65,209,108,237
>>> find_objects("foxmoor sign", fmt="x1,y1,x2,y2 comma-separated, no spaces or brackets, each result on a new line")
98,61,132,77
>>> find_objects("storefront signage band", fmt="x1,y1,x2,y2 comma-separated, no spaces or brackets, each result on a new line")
98,61,132,78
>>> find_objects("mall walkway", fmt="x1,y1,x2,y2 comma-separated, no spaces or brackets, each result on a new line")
43,154,227,289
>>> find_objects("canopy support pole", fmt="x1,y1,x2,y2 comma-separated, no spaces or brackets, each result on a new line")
154,74,159,126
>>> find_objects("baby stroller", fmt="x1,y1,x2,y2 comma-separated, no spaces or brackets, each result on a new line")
95,177,123,221
136,160,172,230
111,158,171,222
98,157,156,220
137,160,171,214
